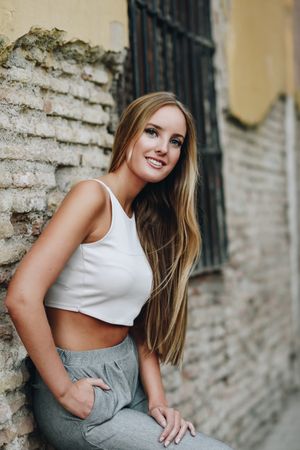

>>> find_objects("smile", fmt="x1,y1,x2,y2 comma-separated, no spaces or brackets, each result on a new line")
145,157,164,168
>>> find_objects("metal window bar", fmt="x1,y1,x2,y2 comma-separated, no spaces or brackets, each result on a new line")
116,0,228,274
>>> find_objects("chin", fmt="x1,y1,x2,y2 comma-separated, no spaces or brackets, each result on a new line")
133,164,171,183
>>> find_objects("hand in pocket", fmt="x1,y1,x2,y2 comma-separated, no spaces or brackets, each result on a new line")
59,377,111,419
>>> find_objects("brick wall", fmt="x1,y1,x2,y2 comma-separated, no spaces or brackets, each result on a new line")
297,112,300,301
161,97,294,450
161,2,298,450
0,28,125,449
0,12,299,450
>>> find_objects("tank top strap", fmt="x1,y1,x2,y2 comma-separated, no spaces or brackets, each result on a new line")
88,178,135,221
89,178,113,195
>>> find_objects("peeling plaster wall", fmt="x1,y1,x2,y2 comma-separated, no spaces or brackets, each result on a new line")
0,28,125,449
0,3,299,449
0,0,128,52
227,0,294,125
294,0,300,112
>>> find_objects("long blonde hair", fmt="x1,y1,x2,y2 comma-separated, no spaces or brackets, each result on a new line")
108,91,202,367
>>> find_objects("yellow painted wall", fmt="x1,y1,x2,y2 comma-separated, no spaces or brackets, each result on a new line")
0,0,128,51
294,0,300,112
227,0,295,125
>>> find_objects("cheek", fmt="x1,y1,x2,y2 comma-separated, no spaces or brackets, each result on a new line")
128,137,152,159
171,150,181,165
126,140,143,163
137,134,156,149
126,138,140,160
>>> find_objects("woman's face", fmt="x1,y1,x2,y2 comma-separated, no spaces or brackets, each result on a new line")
125,105,187,183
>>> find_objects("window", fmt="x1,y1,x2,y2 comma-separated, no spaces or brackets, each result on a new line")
115,0,228,274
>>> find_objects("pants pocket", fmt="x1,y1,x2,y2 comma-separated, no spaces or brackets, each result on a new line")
103,358,137,411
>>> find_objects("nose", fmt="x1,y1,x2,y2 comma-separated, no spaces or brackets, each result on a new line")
155,138,168,154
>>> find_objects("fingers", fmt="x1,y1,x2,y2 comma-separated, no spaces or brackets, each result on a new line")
159,409,181,447
85,377,111,390
173,420,197,445
187,420,197,437
174,419,189,444
151,406,197,447
149,407,167,428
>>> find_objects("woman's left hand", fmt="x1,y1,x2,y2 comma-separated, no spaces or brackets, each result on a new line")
148,404,196,447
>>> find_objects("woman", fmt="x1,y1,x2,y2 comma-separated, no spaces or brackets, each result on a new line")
5,91,234,450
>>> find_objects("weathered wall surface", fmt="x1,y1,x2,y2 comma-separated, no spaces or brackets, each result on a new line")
0,28,125,449
161,2,297,449
297,112,300,308
0,3,299,450
161,97,295,450
227,0,286,125
0,0,128,52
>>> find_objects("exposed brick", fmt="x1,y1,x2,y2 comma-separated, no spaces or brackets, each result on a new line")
0,86,44,110
13,413,35,437
0,322,14,341
0,15,297,450
0,397,11,422
0,214,14,238
0,138,81,167
81,65,109,84
80,147,111,168
0,161,56,189
0,190,47,213
0,37,120,450
0,238,29,265
0,372,24,395
0,264,15,285
0,427,16,446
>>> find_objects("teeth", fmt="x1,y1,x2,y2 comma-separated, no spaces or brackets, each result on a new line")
146,157,163,167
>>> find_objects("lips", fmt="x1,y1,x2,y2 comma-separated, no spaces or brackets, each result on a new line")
145,156,166,166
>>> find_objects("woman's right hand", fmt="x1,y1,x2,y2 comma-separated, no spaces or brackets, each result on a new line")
58,377,111,419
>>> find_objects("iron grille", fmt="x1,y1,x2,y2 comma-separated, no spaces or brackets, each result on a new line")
115,0,228,274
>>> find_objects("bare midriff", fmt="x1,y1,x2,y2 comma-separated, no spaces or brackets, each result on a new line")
45,306,130,351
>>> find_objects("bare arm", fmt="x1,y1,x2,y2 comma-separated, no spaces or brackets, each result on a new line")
5,180,109,417
135,340,168,411
132,333,196,447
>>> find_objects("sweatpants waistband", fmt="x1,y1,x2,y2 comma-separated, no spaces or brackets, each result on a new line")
56,333,135,365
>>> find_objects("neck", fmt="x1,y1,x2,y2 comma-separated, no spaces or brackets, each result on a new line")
103,168,147,215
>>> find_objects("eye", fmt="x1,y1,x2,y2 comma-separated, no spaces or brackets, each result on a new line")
144,128,183,147
171,138,183,147
144,127,158,137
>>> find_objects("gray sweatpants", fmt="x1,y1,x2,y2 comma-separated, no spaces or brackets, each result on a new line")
31,334,234,450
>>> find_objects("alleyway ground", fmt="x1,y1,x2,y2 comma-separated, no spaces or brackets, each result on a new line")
254,390,300,450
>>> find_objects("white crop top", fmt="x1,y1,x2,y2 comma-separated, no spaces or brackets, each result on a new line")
44,179,153,326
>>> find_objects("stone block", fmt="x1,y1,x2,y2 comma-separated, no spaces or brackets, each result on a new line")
0,86,44,111
34,121,56,138
0,141,80,167
0,396,11,423
0,427,16,446
0,190,47,213
46,190,64,213
80,147,110,168
0,322,14,341
0,238,28,265
47,76,69,94
81,65,109,84
13,413,35,437
0,265,15,285
0,214,13,239
0,371,23,395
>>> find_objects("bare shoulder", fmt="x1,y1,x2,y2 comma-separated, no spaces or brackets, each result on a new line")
43,179,108,237
5,178,109,304
65,178,108,208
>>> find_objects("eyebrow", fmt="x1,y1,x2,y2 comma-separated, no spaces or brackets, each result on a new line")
146,123,185,139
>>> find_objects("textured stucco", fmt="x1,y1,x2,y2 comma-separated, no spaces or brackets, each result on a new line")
227,0,295,125
0,0,128,51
